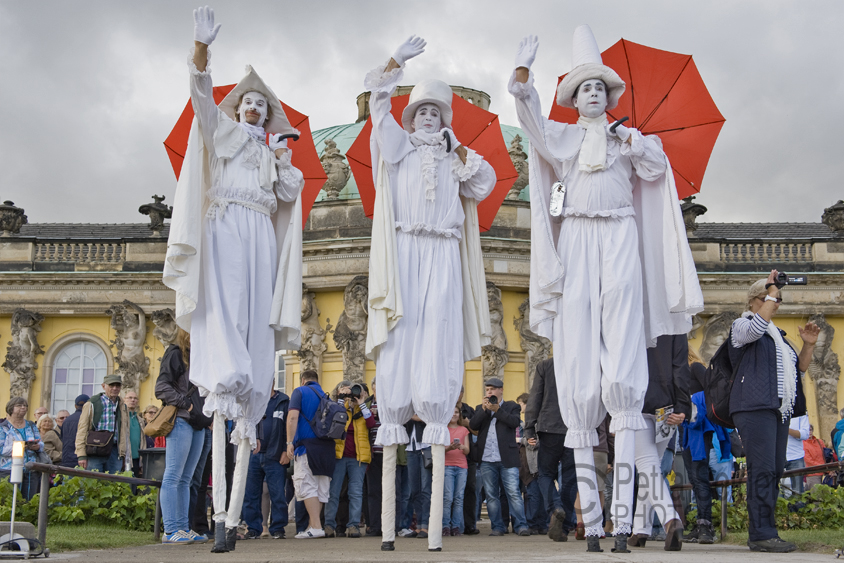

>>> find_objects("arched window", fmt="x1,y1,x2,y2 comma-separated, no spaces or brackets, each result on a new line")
51,341,108,413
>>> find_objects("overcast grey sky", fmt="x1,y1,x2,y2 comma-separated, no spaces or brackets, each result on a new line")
1,1,841,225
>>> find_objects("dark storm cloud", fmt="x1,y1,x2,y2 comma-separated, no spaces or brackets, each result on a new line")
1,1,841,224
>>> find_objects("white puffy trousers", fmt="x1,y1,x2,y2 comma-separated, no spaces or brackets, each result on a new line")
428,445,445,551
632,419,679,535
381,445,398,543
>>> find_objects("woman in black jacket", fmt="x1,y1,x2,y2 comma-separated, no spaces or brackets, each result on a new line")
626,334,691,552
728,270,818,553
155,328,207,545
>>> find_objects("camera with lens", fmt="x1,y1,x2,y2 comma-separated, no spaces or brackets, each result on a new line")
488,395,498,405
773,272,808,289
340,384,364,401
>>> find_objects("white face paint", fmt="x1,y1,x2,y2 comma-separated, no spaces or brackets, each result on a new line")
413,103,442,133
238,91,268,126
573,79,607,119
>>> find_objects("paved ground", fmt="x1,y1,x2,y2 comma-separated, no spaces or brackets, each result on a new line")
46,523,837,563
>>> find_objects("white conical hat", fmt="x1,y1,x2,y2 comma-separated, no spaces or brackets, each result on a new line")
556,24,625,111
400,79,454,132
218,65,296,136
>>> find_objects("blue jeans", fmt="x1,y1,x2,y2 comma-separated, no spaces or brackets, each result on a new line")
525,479,547,530
406,449,432,529
243,451,289,535
709,447,733,502
86,444,122,474
189,428,212,532
443,466,467,531
783,458,805,497
325,457,367,530
161,417,205,534
395,464,409,530
479,461,527,533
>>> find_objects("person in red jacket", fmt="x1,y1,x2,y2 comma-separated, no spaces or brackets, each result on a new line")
802,425,826,491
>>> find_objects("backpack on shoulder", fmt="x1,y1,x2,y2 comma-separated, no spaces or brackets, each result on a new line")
703,330,746,430
306,386,348,441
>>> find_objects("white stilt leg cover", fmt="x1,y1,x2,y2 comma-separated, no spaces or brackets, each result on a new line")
611,428,635,535
573,446,603,534
225,438,251,529
381,445,398,543
632,421,679,535
212,413,228,523
428,445,445,550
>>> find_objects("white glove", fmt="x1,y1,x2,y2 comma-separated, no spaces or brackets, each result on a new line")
515,35,539,70
442,128,461,153
611,123,631,142
268,134,289,152
392,35,427,67
194,6,222,45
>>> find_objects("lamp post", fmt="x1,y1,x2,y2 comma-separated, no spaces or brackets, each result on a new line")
9,441,25,541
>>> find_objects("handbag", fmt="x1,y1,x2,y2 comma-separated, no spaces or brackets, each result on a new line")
85,429,115,457
422,447,433,470
143,405,178,438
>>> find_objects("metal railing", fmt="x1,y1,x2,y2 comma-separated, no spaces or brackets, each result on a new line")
670,460,843,540
23,462,161,549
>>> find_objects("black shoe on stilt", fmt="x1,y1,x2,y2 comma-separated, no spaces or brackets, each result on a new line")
611,533,631,553
586,536,603,552
225,527,237,551
211,524,228,553
381,541,395,551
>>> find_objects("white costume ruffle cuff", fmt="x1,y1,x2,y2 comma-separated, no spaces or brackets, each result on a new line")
364,60,404,93
608,411,648,433
202,391,242,421
421,423,451,447
187,47,211,75
231,416,258,448
451,148,483,182
563,428,599,449
619,129,646,157
375,423,409,447
507,69,535,98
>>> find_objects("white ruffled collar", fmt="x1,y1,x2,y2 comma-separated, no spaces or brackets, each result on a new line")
238,121,266,142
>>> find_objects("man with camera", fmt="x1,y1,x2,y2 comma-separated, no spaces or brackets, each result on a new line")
470,378,530,536
324,381,376,538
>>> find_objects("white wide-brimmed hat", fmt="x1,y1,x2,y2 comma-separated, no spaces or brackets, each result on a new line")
400,79,454,132
556,25,625,111
219,65,296,136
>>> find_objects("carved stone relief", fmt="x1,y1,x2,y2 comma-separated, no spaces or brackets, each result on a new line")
106,300,150,393
138,195,173,236
482,281,509,381
299,288,328,374
151,308,178,348
506,135,529,200
2,308,44,400
698,311,741,365
680,196,707,235
806,313,841,441
320,139,351,200
822,200,844,234
333,275,368,383
514,297,552,390
0,201,28,236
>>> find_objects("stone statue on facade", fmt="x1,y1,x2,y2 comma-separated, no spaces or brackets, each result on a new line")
822,200,844,234
506,135,529,200
2,308,44,400
106,300,150,392
697,311,741,365
680,196,708,234
482,281,509,381
333,275,368,383
320,138,351,200
0,201,27,236
138,195,173,236
514,297,552,390
806,313,841,441
299,288,328,374
151,308,179,348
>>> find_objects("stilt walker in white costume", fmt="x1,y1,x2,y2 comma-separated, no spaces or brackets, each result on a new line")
163,6,304,553
363,36,495,552
508,27,703,553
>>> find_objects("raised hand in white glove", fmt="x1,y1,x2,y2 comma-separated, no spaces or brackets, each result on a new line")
515,35,539,70
392,35,427,67
194,6,222,45
441,128,461,153
268,135,289,152
611,123,631,143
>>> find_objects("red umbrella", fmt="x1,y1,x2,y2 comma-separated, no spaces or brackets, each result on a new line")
548,39,725,199
164,84,327,224
345,94,517,232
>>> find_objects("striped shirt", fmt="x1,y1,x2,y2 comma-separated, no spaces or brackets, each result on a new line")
731,313,798,398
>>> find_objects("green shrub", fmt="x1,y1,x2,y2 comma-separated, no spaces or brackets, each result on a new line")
686,484,844,532
0,472,157,531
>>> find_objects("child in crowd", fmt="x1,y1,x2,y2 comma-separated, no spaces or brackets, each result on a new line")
443,406,470,536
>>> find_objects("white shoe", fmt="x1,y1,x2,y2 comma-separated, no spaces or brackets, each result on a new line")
397,528,416,537
295,527,326,539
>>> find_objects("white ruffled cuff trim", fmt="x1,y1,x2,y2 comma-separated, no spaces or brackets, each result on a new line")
375,423,409,447
274,148,293,167
507,69,535,99
202,392,242,421
421,423,451,446
608,411,647,433
561,206,635,219
452,148,483,182
619,128,645,157
563,428,599,449
187,47,211,76
612,522,632,536
584,523,604,538
364,60,404,93
230,417,258,449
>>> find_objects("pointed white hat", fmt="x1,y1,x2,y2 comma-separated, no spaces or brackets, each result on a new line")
556,25,625,111
400,79,454,133
219,65,296,136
